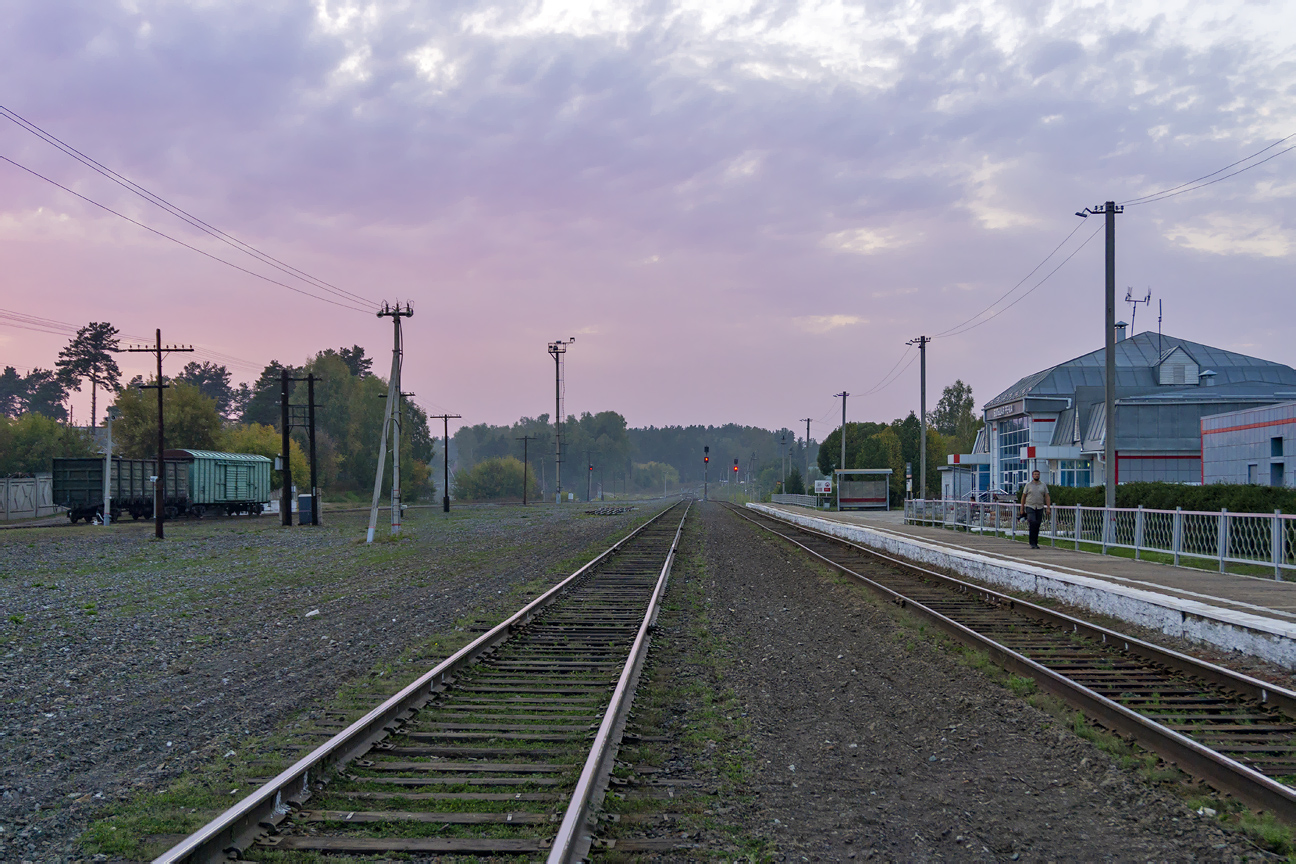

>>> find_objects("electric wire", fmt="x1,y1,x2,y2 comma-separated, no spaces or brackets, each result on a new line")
932,221,1086,339
1122,133,1296,206
0,105,377,311
938,223,1103,338
0,154,374,314
0,307,264,373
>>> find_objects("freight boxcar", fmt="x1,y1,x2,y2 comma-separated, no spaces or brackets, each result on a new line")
163,449,271,517
52,457,190,523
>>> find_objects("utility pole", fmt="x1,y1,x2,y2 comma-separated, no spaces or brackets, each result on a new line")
780,433,787,491
102,406,118,526
281,370,293,525
547,338,575,503
1077,202,1122,509
368,301,413,543
517,435,534,505
125,330,192,540
801,418,812,480
835,391,849,473
907,336,931,500
307,374,319,525
428,414,463,512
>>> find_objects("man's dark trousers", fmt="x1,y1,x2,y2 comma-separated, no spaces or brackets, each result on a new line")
1024,507,1043,547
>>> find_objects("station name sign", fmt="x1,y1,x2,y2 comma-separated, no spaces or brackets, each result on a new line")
986,400,1024,421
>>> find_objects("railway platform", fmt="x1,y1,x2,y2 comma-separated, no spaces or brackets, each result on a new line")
750,502,1296,671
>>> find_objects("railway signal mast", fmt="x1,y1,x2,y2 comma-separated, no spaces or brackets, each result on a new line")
367,301,413,543
548,338,576,503
703,446,709,501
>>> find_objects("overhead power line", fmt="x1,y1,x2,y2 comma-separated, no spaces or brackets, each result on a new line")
0,306,263,373
1123,132,1296,207
938,223,1103,338
0,105,378,312
0,153,374,314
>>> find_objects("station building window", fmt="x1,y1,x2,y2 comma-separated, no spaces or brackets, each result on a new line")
998,416,1029,491
1058,460,1092,487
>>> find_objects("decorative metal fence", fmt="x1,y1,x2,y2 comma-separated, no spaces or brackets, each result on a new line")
904,498,1296,580
771,493,819,508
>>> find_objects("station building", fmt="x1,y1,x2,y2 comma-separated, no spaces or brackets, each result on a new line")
1201,401,1296,487
943,326,1296,496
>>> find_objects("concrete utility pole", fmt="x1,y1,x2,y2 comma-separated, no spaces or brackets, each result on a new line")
907,336,931,499
429,414,462,512
102,407,118,526
1077,201,1122,510
368,301,412,543
307,374,319,525
835,391,849,475
801,418,812,479
125,330,192,540
548,338,576,503
780,433,787,491
516,435,534,505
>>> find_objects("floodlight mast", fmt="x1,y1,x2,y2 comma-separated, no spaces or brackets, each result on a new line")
548,338,576,503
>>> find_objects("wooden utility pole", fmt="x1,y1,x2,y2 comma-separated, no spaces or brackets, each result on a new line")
516,435,535,505
125,330,192,539
428,414,462,511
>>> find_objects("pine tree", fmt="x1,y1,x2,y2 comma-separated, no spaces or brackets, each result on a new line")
55,322,121,427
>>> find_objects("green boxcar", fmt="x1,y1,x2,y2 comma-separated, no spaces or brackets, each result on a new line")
164,449,272,517
52,457,190,523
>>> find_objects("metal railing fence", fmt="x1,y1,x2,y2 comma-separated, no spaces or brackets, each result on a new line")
771,493,819,508
904,498,1296,580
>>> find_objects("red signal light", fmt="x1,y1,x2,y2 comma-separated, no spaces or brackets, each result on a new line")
704,456,709,463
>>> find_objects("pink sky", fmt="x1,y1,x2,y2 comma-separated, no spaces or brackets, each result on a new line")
2,0,1295,438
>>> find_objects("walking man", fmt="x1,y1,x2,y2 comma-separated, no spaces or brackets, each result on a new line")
1019,469,1051,550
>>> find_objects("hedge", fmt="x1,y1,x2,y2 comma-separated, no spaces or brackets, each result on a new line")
1047,481,1296,513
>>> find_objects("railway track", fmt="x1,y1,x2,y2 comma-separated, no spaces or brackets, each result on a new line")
731,503,1296,823
156,500,690,863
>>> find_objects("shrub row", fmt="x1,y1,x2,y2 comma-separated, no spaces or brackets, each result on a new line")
1047,481,1296,514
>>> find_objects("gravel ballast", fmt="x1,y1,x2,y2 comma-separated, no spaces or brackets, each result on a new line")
0,503,656,862
690,503,1261,861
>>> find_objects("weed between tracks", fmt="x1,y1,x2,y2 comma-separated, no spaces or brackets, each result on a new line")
78,506,666,861
599,510,768,862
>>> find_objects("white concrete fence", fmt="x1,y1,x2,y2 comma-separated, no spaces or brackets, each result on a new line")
1,474,58,521
904,498,1296,580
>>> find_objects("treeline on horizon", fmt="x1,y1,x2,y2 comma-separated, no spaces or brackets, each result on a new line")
5,321,985,503
2,322,436,499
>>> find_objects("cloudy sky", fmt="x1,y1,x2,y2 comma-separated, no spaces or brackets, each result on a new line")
2,0,1294,437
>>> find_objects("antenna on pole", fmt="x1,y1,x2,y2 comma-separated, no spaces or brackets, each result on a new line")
1124,287,1151,334
367,301,413,543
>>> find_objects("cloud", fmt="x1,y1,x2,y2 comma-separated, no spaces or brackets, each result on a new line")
1164,214,1292,258
822,228,912,255
793,314,866,334
0,0,1295,431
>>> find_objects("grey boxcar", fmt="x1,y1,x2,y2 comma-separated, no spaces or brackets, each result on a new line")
52,457,190,523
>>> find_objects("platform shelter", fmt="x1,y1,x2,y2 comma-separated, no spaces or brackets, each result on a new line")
835,468,892,511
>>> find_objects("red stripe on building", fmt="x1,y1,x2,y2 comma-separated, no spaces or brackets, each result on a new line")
1201,417,1296,435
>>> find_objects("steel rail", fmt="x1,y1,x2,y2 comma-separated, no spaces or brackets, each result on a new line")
154,503,681,864
548,501,690,863
731,504,1296,823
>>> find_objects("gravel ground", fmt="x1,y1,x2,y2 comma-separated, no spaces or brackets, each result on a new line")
690,502,1263,862
0,503,657,862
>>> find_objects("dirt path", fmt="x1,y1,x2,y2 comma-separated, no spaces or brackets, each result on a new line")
697,502,1258,862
